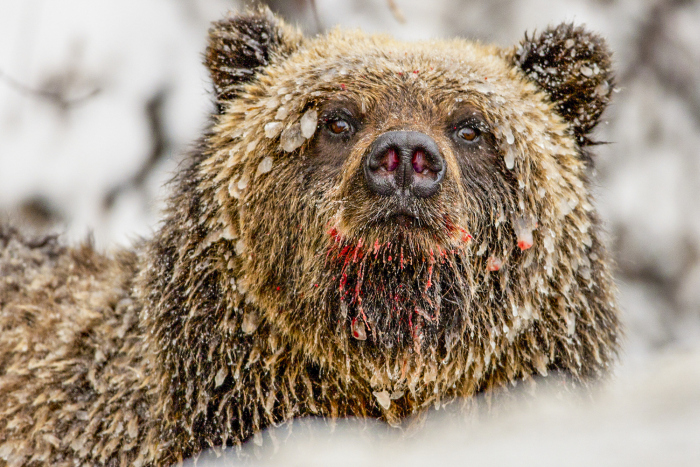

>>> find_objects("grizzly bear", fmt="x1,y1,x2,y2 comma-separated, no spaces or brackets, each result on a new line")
0,7,620,466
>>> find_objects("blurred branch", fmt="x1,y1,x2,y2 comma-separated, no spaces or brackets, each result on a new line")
103,90,169,210
308,0,324,32
261,0,407,32
387,0,406,23
0,67,99,109
622,0,700,127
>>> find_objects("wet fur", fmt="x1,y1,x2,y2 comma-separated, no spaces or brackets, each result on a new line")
1,8,620,466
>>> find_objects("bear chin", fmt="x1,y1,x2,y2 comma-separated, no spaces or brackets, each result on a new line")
322,223,471,348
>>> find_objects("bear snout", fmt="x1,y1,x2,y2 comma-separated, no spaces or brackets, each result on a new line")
363,130,445,199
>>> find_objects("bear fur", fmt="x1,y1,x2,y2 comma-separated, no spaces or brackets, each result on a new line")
0,8,620,466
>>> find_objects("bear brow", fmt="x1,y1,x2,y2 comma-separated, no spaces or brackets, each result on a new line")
320,99,363,120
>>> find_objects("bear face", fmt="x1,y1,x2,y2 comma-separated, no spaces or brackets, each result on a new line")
221,42,525,361
193,9,618,390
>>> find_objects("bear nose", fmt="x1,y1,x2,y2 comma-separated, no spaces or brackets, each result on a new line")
364,131,445,199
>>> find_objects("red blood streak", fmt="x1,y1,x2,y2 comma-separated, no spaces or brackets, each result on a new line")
352,239,364,262
373,239,381,255
425,249,435,291
354,263,366,300
338,245,351,258
444,215,456,233
388,255,392,261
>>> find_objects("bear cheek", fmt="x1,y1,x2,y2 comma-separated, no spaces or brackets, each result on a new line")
235,167,305,266
455,140,513,214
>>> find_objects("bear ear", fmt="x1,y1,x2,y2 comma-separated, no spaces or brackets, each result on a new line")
512,23,614,147
206,7,303,111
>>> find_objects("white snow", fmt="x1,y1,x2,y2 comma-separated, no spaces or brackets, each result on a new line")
194,349,700,467
0,0,232,247
280,123,305,152
256,156,273,177
300,109,318,139
264,121,283,138
504,147,516,170
236,173,250,191
372,390,391,410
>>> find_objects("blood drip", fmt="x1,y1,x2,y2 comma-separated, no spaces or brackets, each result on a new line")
351,317,367,340
460,228,473,243
487,256,502,272
513,216,535,250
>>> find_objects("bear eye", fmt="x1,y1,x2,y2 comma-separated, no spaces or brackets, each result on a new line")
456,125,480,142
328,118,352,135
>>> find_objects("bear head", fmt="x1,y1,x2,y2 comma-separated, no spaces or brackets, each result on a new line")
141,7,619,420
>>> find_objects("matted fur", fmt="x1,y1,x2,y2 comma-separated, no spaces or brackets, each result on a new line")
0,8,620,466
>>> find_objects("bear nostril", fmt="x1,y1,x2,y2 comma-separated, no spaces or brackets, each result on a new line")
382,148,400,172
412,150,430,175
412,150,425,173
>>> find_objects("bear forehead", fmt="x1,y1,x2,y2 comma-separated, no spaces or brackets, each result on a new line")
299,29,510,78
248,31,552,127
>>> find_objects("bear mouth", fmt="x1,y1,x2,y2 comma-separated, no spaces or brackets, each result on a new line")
328,200,469,256
367,200,441,234
387,210,419,229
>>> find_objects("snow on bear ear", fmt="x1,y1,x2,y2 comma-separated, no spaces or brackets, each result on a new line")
205,7,303,112
513,23,614,148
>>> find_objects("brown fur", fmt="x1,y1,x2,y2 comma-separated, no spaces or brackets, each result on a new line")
0,8,620,466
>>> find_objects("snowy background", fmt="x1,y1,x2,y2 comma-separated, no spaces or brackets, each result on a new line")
1,0,699,462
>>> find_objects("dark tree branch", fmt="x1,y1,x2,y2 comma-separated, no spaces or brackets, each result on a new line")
0,68,99,109
103,90,169,210
622,0,700,126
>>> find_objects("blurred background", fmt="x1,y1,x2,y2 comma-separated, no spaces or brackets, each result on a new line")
1,0,699,413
